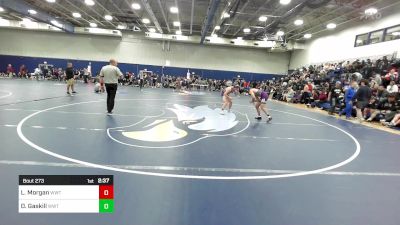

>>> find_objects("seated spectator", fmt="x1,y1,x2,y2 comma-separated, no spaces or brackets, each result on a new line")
309,89,319,107
386,68,398,80
370,79,379,90
315,89,330,109
383,68,398,86
379,93,400,123
300,82,312,105
376,85,389,104
283,87,295,102
364,97,380,121
373,73,382,86
386,80,399,94
352,72,363,82
384,113,400,127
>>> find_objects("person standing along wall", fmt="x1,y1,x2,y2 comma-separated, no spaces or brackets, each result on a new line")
65,62,76,95
352,79,372,123
83,68,89,84
100,59,123,115
6,64,14,78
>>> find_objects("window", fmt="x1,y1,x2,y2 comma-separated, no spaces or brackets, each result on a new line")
355,24,400,47
369,29,384,44
384,25,400,42
355,33,368,47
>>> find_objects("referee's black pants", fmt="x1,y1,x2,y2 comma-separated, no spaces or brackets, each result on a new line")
139,79,144,89
105,83,118,113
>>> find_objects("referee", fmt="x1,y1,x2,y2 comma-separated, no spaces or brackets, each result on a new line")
100,59,123,115
65,62,76,95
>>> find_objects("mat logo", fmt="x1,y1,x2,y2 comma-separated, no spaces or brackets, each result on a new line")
108,104,246,148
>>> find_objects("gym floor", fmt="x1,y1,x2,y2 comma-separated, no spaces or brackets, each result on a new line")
1,79,399,225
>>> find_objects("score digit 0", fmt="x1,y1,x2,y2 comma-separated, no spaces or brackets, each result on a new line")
99,185,113,199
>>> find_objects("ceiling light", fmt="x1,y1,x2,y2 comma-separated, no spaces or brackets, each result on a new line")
0,17,10,26
276,31,284,36
51,20,61,27
149,28,156,33
142,18,150,24
327,23,336,29
117,24,126,29
22,18,32,23
72,12,81,18
84,0,95,6
215,25,221,30
294,19,303,26
46,0,56,2
173,21,180,26
28,9,37,15
176,30,182,35
89,22,97,27
259,16,268,22
392,32,400,36
131,3,141,10
365,8,378,15
0,7,4,12
176,35,188,41
243,28,250,33
104,15,112,21
304,33,312,39
223,12,230,18
234,37,244,44
170,7,178,14
280,0,291,5
22,19,37,28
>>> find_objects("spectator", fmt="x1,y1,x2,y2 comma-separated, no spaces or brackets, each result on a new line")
376,84,389,105
315,89,329,109
6,64,14,78
379,93,400,124
352,79,372,123
300,82,312,105
364,97,380,122
384,113,400,127
384,68,398,86
373,73,382,86
83,68,89,83
340,81,357,119
386,80,399,94
19,64,27,79
328,81,343,115
284,87,295,102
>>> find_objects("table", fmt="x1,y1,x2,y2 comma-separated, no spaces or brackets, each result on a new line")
190,83,209,91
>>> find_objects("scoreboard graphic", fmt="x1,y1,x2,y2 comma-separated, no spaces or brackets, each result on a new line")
18,175,114,213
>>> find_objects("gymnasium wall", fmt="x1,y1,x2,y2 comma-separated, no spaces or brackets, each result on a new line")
289,12,400,69
0,28,290,79
0,54,284,81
